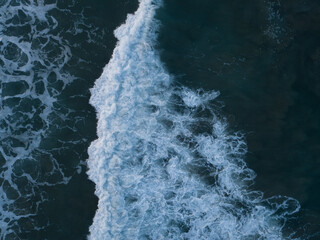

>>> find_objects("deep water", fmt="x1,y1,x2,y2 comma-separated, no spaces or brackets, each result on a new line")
0,0,320,239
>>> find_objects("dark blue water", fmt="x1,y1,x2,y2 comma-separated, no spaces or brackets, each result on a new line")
0,0,319,239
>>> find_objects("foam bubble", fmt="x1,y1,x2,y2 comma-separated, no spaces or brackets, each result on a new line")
87,0,300,239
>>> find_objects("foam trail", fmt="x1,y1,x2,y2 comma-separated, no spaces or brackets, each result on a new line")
87,0,300,239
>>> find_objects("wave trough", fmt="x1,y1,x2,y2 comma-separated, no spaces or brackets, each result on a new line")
87,0,300,239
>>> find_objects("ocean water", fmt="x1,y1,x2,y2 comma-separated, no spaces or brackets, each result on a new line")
0,0,138,239
0,0,319,239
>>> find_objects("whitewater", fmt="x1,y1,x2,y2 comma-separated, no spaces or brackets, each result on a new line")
87,0,300,239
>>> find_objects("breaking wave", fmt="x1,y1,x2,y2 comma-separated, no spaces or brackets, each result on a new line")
87,0,300,239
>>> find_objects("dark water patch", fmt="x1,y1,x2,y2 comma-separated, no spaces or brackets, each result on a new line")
2,81,28,96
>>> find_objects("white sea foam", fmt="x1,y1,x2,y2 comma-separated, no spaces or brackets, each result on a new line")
87,0,300,239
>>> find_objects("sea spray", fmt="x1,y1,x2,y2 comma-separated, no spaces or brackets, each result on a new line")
87,0,300,239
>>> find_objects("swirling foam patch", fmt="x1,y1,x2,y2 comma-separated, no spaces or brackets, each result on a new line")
0,0,94,237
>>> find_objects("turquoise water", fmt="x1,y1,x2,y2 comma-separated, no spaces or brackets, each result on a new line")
0,0,319,239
